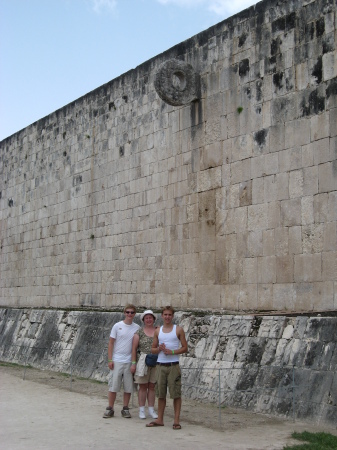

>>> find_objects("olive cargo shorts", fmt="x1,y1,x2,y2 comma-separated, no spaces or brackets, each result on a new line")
155,364,181,399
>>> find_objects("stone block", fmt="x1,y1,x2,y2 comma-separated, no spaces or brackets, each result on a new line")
312,281,334,310
294,253,322,282
289,169,304,198
313,193,329,223
263,229,275,256
232,135,253,162
269,123,285,152
301,196,314,225
272,284,295,311
252,175,264,204
303,166,318,196
279,147,302,172
302,223,324,253
243,257,258,283
276,256,294,283
280,198,302,226
322,251,337,281
248,204,269,230
285,118,310,148
328,191,337,221
197,167,221,192
196,285,221,309
257,284,273,310
318,160,337,192
201,141,223,170
323,222,337,251
264,153,279,175
323,51,337,81
312,138,331,165
330,107,337,137
310,112,330,141
231,158,251,184
258,256,276,283
247,230,263,257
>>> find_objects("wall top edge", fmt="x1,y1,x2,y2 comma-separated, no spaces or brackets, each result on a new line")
0,0,313,144
1,306,337,319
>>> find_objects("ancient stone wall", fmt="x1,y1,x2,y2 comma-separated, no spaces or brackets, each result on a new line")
0,0,336,312
1,308,336,424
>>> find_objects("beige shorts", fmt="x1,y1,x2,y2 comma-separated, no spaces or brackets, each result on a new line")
134,365,157,385
155,364,181,399
108,362,134,393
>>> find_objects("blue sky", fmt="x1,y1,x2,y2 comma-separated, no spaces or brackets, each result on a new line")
0,0,257,141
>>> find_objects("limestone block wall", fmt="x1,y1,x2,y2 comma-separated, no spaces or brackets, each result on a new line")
0,308,336,424
0,0,336,312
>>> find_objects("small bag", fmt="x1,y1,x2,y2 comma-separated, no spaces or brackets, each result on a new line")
145,353,158,367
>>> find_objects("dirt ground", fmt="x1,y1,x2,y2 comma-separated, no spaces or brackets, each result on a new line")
1,363,336,450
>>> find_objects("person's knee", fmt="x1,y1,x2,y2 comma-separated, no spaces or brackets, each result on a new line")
148,382,155,391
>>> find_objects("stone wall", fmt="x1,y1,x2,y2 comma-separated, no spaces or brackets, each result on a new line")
1,308,336,424
1,0,337,312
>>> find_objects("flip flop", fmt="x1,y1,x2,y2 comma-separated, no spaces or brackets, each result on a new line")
173,423,182,430
146,421,164,427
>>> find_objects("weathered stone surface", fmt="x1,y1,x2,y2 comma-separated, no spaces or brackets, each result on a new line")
1,308,336,425
154,59,200,106
1,0,337,315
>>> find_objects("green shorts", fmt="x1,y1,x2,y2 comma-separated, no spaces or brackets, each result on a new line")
155,364,181,399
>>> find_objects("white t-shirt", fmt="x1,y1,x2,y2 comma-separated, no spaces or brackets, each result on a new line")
110,320,140,363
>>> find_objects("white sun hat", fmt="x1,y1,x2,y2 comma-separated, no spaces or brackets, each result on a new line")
140,310,156,321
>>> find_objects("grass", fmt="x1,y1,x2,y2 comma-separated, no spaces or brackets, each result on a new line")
0,361,23,368
284,431,337,449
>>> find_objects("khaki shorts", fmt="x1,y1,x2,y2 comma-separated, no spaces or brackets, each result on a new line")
108,362,134,393
155,364,181,399
134,365,157,385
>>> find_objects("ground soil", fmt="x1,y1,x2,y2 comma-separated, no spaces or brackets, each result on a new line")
2,362,336,432
1,363,336,450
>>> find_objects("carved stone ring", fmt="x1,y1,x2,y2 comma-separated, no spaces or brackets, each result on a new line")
154,59,200,106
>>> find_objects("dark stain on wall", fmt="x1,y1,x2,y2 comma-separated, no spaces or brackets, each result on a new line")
300,88,325,116
273,72,284,90
326,77,337,98
239,59,250,77
254,129,268,148
312,56,323,84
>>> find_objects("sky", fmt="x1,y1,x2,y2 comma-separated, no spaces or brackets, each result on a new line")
0,0,257,141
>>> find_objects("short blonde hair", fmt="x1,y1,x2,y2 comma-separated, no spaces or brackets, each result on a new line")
161,305,175,315
123,304,137,313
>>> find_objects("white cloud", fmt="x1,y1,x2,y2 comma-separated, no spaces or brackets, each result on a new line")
156,0,256,17
208,0,256,17
90,0,117,14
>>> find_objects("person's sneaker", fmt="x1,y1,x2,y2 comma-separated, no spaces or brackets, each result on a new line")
121,407,131,418
148,409,158,419
103,407,114,418
139,410,146,419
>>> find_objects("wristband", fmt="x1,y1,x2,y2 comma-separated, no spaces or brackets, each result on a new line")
108,359,113,362
172,350,174,355
132,361,136,364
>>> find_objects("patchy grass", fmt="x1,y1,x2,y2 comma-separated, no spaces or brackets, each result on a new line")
284,431,337,449
0,361,22,368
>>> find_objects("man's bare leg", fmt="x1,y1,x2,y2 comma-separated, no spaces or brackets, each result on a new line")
173,397,181,426
146,397,165,425
123,392,131,408
108,391,116,409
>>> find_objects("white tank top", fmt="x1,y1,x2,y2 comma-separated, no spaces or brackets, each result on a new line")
157,325,180,363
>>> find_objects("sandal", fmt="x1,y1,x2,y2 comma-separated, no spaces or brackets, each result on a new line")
146,421,164,427
173,423,181,430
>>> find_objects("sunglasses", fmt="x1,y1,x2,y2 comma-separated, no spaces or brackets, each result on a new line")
125,310,135,314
